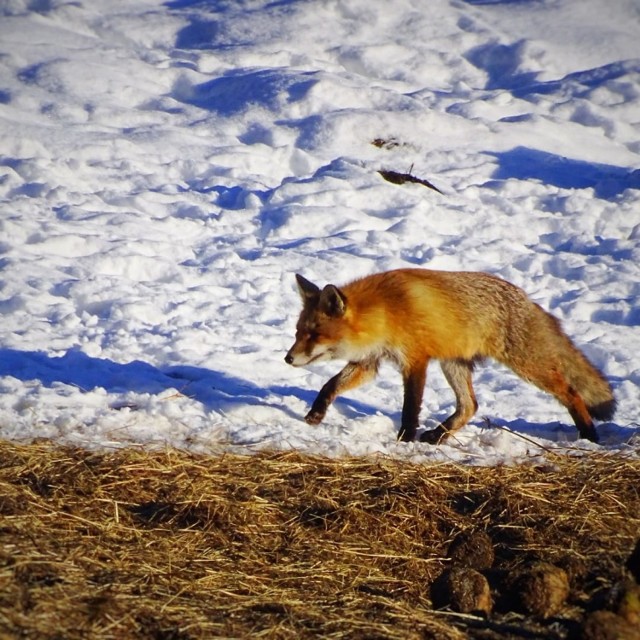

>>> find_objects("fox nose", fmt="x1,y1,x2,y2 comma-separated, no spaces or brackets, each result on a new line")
284,353,294,365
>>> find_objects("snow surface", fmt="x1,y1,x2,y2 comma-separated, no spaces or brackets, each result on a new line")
0,0,638,465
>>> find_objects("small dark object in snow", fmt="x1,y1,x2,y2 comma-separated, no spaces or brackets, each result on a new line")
372,137,402,149
378,169,443,193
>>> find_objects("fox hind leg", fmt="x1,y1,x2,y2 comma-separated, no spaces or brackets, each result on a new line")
421,359,478,444
526,365,598,442
503,351,599,443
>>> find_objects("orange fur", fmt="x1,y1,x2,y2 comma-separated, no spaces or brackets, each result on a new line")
285,269,615,443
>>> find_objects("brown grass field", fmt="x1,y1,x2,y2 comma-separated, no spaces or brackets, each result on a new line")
0,439,638,639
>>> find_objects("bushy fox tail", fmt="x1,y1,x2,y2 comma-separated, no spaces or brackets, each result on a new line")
501,304,615,440
559,333,616,421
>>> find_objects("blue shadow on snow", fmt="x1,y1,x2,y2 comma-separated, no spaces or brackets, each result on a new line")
0,348,380,423
0,348,311,417
174,68,318,116
485,147,640,200
1,349,633,446
487,416,638,449
466,44,640,97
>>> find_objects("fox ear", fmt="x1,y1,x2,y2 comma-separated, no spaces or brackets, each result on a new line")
319,284,347,317
295,274,321,300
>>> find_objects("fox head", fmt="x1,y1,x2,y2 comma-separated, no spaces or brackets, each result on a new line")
284,274,350,367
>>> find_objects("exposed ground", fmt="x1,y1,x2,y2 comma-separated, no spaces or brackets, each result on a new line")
0,440,638,639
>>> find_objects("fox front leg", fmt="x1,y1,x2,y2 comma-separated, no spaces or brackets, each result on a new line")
305,359,379,425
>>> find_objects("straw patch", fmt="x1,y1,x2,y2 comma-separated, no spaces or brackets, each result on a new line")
0,440,638,639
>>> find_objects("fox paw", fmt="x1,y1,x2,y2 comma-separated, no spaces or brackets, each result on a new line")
421,427,448,445
397,427,417,442
578,425,600,444
304,411,324,425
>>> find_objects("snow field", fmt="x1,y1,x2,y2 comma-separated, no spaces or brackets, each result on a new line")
0,0,638,463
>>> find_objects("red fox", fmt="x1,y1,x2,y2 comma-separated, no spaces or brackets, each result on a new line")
284,269,615,444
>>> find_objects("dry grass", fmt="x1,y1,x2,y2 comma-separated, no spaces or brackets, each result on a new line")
0,440,638,639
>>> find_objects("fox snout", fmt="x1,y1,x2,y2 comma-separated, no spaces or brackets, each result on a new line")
285,342,304,366
284,344,308,367
285,339,330,367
